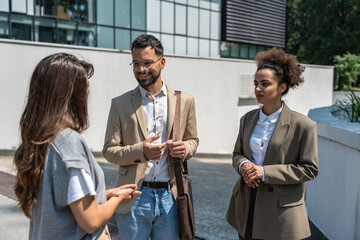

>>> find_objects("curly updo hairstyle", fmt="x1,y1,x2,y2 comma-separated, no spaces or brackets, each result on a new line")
255,48,305,95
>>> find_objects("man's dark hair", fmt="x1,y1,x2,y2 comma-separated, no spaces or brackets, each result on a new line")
131,34,164,56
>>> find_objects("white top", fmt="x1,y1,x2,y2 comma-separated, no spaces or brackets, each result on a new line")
139,83,170,182
239,104,283,181
67,168,96,204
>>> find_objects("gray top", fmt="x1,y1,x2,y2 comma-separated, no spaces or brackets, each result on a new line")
29,129,107,240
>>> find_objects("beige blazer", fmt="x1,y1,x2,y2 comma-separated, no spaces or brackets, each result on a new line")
226,104,318,240
102,84,199,214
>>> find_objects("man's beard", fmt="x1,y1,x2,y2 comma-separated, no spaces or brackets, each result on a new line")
136,71,161,88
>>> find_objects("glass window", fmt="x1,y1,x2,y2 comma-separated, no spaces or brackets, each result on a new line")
249,45,257,59
115,28,130,50
147,31,161,41
187,37,198,56
11,0,27,13
188,0,199,7
97,26,114,48
175,0,186,4
199,9,210,38
211,0,221,11
258,46,266,52
240,44,248,58
27,0,34,15
41,0,56,17
220,41,230,57
199,0,210,9
97,0,113,25
0,14,9,38
175,36,186,55
78,23,96,46
147,0,160,32
131,30,145,43
83,0,95,23
210,40,219,58
10,15,33,40
175,4,186,35
57,0,76,20
199,39,209,57
35,18,56,43
115,0,130,28
187,7,198,37
161,34,174,55
0,1,9,12
230,42,239,58
57,19,76,44
132,0,146,30
161,1,174,34
210,11,220,40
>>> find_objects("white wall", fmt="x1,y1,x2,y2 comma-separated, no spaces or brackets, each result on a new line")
307,107,360,239
0,39,334,154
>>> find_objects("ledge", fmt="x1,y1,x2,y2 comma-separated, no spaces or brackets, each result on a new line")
308,106,360,151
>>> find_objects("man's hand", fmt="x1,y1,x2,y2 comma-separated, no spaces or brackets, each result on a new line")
143,135,166,160
166,140,186,159
241,162,262,188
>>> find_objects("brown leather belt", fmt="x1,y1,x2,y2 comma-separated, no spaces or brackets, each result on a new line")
142,181,170,189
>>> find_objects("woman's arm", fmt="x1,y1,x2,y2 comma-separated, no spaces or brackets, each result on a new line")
70,184,140,234
262,122,319,185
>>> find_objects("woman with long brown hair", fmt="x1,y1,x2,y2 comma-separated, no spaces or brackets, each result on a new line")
14,53,140,240
226,48,318,240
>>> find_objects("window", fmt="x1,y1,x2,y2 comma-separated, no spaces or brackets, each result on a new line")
10,15,33,40
97,26,113,48
132,0,146,30
35,18,56,43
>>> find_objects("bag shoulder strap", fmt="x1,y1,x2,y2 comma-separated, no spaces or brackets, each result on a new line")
173,90,187,195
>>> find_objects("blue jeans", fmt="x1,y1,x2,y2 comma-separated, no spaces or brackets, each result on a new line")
116,186,179,240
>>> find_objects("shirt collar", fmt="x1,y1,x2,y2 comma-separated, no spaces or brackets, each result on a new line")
259,103,284,123
139,82,167,100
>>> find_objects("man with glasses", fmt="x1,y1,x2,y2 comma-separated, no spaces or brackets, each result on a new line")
102,34,199,240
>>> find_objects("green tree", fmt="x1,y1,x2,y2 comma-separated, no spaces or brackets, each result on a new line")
287,0,360,65
334,53,360,89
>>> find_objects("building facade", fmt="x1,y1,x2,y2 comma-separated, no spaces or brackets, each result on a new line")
0,0,286,59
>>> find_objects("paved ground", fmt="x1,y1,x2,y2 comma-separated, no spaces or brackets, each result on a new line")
0,156,239,240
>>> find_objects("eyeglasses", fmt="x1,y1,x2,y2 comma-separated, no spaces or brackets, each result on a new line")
130,56,163,70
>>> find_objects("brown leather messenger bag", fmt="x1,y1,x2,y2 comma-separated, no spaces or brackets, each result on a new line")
173,90,195,240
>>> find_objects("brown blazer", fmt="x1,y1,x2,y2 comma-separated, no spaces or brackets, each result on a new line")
226,104,318,240
102,84,199,214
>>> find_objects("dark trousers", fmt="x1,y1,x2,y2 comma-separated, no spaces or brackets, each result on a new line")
238,188,262,240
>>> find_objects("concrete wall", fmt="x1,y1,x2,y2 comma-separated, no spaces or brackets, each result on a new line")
0,39,334,154
307,107,360,240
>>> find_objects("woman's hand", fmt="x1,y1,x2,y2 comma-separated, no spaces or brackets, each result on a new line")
241,162,262,188
106,184,141,203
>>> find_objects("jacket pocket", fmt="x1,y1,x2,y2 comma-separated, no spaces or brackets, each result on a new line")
278,193,304,207
118,166,128,175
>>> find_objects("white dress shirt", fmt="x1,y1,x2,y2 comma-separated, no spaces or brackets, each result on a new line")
139,83,170,182
239,104,283,181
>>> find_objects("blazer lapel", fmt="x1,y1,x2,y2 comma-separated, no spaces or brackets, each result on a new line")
262,104,291,166
166,84,176,140
131,87,148,139
244,109,260,159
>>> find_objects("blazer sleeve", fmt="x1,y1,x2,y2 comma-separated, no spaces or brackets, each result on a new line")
183,96,199,161
263,121,319,184
232,116,251,174
102,99,147,166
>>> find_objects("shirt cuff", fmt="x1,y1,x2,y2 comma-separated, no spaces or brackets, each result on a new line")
261,167,265,181
238,160,251,175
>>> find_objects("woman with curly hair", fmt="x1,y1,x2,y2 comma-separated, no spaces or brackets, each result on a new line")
14,53,141,240
226,48,318,240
